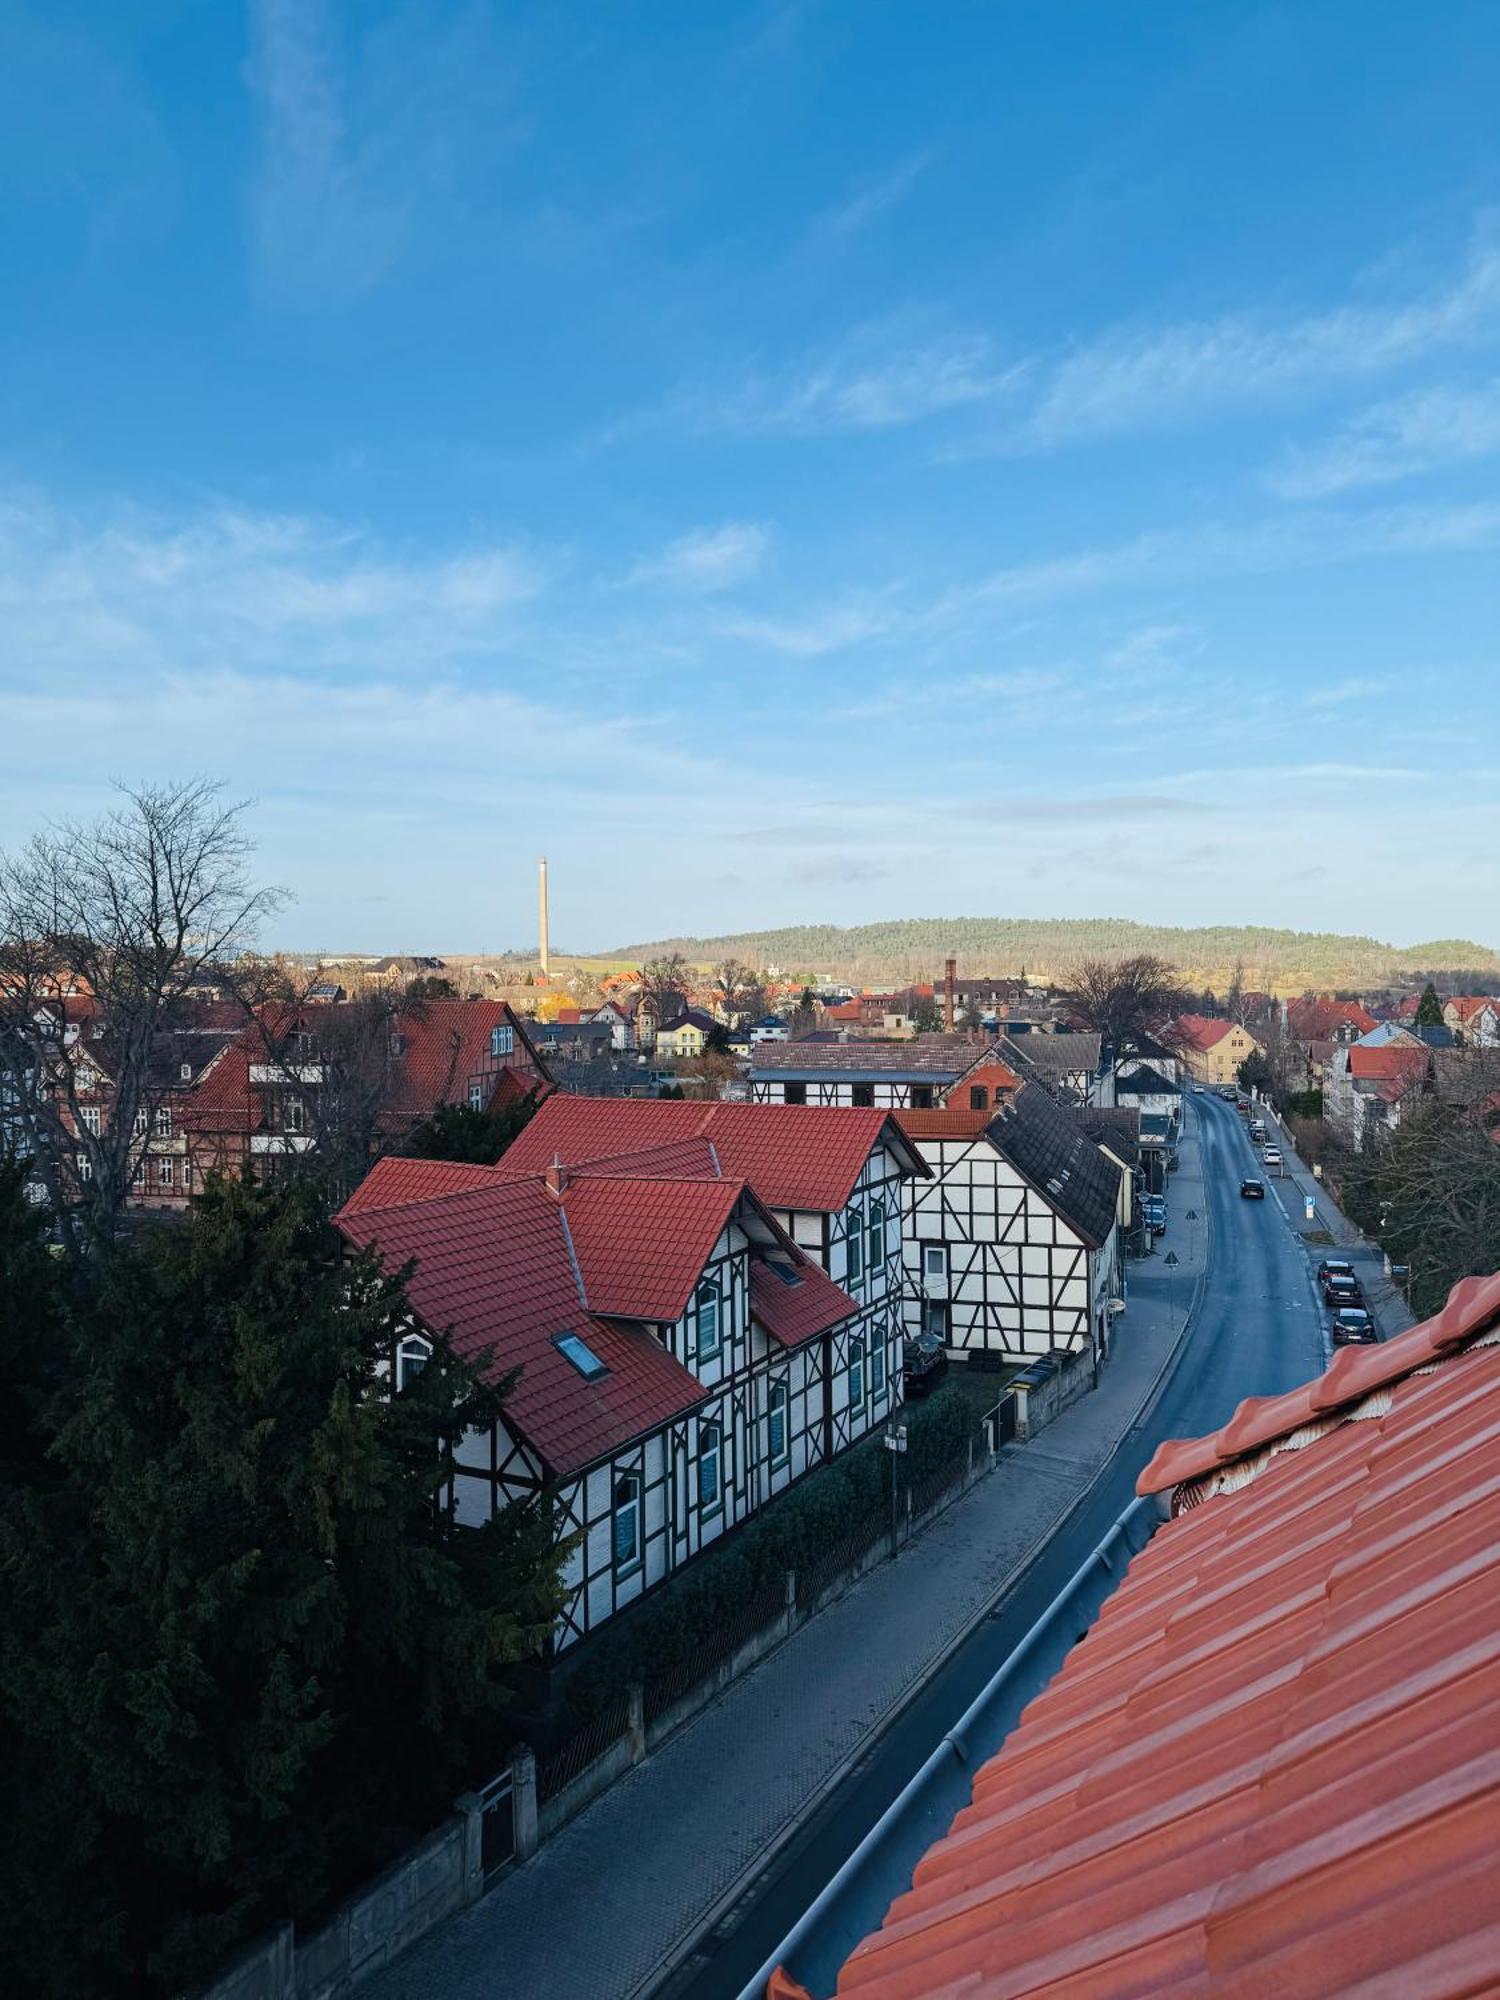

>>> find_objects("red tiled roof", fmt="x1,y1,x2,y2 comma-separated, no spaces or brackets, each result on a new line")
561,1173,745,1320
893,1107,993,1140
1348,1044,1427,1084
1286,997,1378,1039
333,1172,710,1475
824,1271,1500,2000
499,1096,925,1212
338,1155,511,1217
1173,1013,1236,1051
382,999,545,1122
1448,994,1498,1022
750,1256,858,1348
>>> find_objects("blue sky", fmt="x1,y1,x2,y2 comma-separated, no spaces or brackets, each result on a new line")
4,1,1500,955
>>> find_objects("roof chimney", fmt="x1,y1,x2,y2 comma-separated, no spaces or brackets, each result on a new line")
544,1153,567,1199
944,956,957,1033
538,855,551,979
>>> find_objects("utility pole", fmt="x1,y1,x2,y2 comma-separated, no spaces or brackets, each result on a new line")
884,1424,907,1556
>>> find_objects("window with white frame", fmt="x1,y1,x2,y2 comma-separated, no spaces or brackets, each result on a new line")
284,1095,307,1134
155,1106,172,1138
871,1333,885,1399
866,1196,885,1276
181,1063,193,1082
695,1278,721,1362
768,1378,789,1467
468,1080,484,1112
396,1334,431,1392
133,1108,148,1138
698,1418,722,1511
157,1158,174,1189
847,1334,866,1410
76,1153,93,1183
613,1470,642,1571
846,1205,864,1285
923,1243,948,1282
80,1106,102,1137
490,1024,513,1059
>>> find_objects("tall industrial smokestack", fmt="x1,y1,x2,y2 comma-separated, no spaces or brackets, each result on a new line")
538,855,550,978
944,956,956,1033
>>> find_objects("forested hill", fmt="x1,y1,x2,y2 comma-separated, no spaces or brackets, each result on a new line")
607,917,1500,992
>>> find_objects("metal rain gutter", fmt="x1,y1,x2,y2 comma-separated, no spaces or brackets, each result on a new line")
735,1490,1161,2000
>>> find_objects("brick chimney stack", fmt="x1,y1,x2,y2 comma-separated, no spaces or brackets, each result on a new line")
544,1155,567,1199
944,956,957,1033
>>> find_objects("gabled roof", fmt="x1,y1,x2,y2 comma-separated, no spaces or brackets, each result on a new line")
1113,1063,1180,1097
1172,1012,1238,1051
1447,994,1499,1022
894,1107,994,1141
1347,1044,1428,1085
1078,1104,1141,1169
984,1085,1121,1250
334,1174,710,1475
824,1273,1500,2000
999,1031,1101,1077
499,1096,926,1213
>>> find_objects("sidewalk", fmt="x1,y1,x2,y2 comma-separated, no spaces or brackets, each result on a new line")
364,1121,1210,2000
1255,1102,1415,1342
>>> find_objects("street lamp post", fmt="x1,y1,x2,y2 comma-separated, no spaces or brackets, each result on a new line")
883,1424,907,1556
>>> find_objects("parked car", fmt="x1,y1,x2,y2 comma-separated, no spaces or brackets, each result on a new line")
1317,1258,1357,1288
1263,1147,1283,1172
1330,1307,1378,1346
1218,1085,1237,1100
1250,1121,1266,1142
1142,1195,1167,1238
1324,1274,1363,1308
1240,1177,1266,1199
902,1331,948,1398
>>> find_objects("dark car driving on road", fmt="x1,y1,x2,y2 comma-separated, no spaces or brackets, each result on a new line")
1240,1177,1266,1199
1330,1306,1378,1346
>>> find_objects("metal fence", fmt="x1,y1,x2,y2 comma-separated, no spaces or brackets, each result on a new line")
642,1572,788,1725
535,1684,633,1805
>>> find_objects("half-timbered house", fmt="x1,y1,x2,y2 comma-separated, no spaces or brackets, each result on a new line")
897,1084,1124,1367
334,1140,881,1649
995,1031,1102,1106
748,1034,1007,1110
501,1094,928,1462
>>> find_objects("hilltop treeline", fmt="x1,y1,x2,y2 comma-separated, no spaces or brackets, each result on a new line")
607,917,1500,994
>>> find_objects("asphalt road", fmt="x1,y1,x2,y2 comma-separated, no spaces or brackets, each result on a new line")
660,1091,1329,2000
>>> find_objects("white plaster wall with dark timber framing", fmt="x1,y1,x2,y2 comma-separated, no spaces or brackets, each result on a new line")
901,1135,1103,1362
824,1140,906,1449
749,1076,956,1109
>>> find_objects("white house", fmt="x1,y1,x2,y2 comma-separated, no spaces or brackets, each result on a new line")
896,1085,1124,1369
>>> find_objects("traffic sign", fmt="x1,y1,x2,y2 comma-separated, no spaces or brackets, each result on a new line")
1163,1250,1180,1266
1185,1209,1198,1221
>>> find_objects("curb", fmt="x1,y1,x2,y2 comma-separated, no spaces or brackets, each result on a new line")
639,1104,1215,2000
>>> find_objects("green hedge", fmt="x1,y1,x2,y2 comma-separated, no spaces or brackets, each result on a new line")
550,1381,974,1732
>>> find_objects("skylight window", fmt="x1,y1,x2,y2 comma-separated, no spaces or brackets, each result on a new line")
554,1332,608,1380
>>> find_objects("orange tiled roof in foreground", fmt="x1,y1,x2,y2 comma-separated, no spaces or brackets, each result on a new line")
811,1272,1500,2000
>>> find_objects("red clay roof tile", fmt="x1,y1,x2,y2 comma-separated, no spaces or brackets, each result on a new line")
826,1271,1500,2000
501,1096,924,1212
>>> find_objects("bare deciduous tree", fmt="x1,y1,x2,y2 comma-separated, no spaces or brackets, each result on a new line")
0,781,283,1249
1061,954,1193,1055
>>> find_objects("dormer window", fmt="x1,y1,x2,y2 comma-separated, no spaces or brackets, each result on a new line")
396,1334,431,1392
181,1062,193,1082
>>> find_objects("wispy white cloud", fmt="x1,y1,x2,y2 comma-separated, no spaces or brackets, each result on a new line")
710,597,902,656
813,151,933,241
1024,231,1500,446
246,0,513,298
1268,376,1500,497
626,522,771,592
936,500,1500,618
1303,676,1389,708
0,490,545,681
618,319,1025,441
